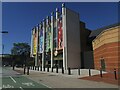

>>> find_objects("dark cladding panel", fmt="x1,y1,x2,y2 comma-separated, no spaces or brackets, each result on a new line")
66,8,81,68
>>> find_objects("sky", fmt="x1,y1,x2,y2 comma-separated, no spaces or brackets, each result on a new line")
2,2,118,54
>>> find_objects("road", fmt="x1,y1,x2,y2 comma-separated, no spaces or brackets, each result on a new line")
1,67,118,90
1,67,51,89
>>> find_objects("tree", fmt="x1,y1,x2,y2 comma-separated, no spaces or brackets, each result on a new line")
11,43,31,66
11,43,30,55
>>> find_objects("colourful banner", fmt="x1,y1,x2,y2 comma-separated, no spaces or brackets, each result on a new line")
53,26,57,49
46,23,51,52
58,18,63,49
40,29,43,53
33,29,37,55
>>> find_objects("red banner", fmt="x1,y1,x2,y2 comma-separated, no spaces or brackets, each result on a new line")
58,18,63,49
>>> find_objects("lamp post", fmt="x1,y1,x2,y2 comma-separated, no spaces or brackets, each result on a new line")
1,31,8,66
1,31,8,55
1,31,8,34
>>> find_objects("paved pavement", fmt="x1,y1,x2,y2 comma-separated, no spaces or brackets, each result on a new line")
15,67,119,89
81,73,119,85
27,67,107,78
1,67,51,89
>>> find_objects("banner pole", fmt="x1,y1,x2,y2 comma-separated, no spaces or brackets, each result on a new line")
51,12,54,68
42,19,45,69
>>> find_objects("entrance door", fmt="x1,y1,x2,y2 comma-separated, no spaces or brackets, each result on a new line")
100,59,106,71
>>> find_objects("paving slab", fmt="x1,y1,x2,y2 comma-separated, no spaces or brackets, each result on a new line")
15,68,119,88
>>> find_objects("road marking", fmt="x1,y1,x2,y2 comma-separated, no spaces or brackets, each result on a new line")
3,84,14,88
22,82,35,86
19,87,24,90
9,76,16,83
39,82,52,88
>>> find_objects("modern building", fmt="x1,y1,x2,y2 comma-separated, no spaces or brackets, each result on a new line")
30,3,94,70
92,23,120,72
30,3,119,72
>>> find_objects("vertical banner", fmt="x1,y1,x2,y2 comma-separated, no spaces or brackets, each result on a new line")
33,28,37,55
30,30,34,57
54,8,61,50
35,26,39,66
40,28,43,53
53,22,57,49
55,8,59,49
58,16,63,49
46,17,51,52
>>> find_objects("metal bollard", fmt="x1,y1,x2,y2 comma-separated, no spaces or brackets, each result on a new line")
40,66,42,71
35,66,36,70
114,69,117,80
62,67,64,74
27,67,29,75
33,66,34,70
89,68,91,76
51,67,53,72
43,66,45,71
13,65,15,70
47,67,49,72
100,68,102,78
37,66,39,71
68,67,71,75
24,67,26,74
56,66,58,73
78,67,80,75
31,66,32,70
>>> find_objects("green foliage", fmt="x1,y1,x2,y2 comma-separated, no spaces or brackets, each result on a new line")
27,60,34,66
11,43,31,66
11,43,30,55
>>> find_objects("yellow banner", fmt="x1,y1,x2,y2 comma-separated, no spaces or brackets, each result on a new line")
33,31,37,55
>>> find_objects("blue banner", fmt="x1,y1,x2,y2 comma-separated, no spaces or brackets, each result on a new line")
40,29,43,53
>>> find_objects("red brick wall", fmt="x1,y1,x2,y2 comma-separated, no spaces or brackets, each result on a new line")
93,42,120,72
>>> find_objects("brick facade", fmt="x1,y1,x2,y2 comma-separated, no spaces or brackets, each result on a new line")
93,42,119,71
92,26,120,72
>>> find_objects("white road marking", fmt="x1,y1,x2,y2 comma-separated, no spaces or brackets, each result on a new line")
19,87,24,90
9,76,16,83
3,84,14,88
22,82,35,86
39,82,52,88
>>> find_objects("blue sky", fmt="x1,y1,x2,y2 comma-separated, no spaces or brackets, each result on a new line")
2,2,118,54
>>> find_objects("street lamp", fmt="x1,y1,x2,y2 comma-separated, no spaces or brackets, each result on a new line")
1,31,8,34
1,31,8,55
0,31,8,66
1,31,8,66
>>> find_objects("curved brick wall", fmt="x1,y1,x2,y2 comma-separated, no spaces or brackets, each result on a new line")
92,26,120,72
